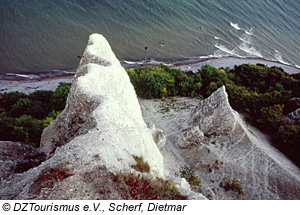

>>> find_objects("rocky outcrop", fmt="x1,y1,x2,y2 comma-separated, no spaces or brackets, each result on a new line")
287,108,300,121
180,86,300,199
140,87,300,199
39,33,164,176
149,125,166,149
179,86,242,149
0,141,45,181
0,34,166,199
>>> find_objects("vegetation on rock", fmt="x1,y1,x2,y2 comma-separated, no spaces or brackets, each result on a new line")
131,156,150,173
35,166,73,193
222,177,244,198
127,64,300,167
1,64,299,167
179,165,201,190
112,171,187,200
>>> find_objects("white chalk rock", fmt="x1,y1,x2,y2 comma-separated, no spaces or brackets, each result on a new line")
179,86,300,199
0,34,164,199
40,33,163,176
149,125,166,149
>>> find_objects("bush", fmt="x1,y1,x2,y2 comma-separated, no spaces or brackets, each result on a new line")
131,156,150,173
50,82,72,111
198,65,234,97
10,98,31,117
47,110,62,119
257,104,284,130
27,90,54,119
14,115,45,147
274,124,300,166
0,91,27,111
0,114,44,147
112,172,186,200
0,115,15,141
0,83,72,147
179,165,201,190
126,65,202,98
222,177,244,198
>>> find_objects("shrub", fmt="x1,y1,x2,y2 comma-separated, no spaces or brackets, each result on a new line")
14,115,45,147
257,104,284,130
198,65,233,97
0,114,45,147
47,110,62,119
10,98,31,117
126,65,203,98
50,82,72,111
27,90,54,119
274,124,300,167
0,91,27,111
179,165,201,190
112,172,186,200
222,177,244,198
0,115,15,141
131,156,150,173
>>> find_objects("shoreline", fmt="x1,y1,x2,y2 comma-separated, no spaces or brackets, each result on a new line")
0,75,74,94
172,56,300,74
1,56,299,94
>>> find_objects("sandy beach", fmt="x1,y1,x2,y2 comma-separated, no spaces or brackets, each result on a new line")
1,57,299,94
173,56,300,74
0,76,74,94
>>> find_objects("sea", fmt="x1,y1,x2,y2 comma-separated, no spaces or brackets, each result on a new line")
1,0,300,78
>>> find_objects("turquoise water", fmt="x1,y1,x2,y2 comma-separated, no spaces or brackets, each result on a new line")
0,0,300,74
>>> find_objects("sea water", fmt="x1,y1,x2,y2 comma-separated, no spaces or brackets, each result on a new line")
0,0,300,76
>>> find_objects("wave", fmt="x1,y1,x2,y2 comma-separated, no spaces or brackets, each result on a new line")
239,37,251,44
230,22,241,30
6,73,37,79
199,55,216,59
245,30,252,35
121,59,172,68
274,50,290,65
122,60,142,65
230,22,254,36
214,44,243,58
214,37,262,58
238,43,263,58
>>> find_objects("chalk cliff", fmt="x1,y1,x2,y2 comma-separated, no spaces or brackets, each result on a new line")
0,34,167,199
140,87,300,199
39,34,164,177
179,86,300,199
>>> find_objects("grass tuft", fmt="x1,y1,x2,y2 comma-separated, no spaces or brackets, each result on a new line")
131,156,150,173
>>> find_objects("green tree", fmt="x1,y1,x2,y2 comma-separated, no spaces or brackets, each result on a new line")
50,82,72,111
274,124,300,167
257,104,284,130
10,98,31,117
0,91,27,111
14,115,45,147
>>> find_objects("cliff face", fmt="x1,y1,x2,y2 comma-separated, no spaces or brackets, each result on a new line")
140,87,300,200
179,86,300,199
0,34,165,199
39,34,164,177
